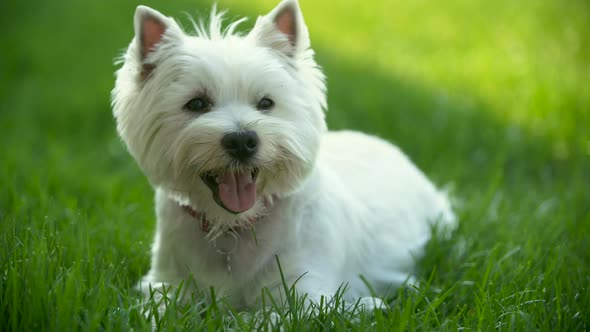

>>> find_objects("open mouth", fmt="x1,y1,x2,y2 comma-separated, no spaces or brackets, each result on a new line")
200,168,259,214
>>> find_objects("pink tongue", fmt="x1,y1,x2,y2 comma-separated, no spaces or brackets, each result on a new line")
218,170,257,213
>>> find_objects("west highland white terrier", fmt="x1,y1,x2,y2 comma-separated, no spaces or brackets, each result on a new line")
112,0,456,311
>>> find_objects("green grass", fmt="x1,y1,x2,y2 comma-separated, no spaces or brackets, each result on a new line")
1,0,589,330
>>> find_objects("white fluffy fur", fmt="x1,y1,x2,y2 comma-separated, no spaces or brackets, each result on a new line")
112,0,456,310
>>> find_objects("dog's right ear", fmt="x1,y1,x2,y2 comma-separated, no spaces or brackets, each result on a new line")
133,6,182,79
250,0,310,59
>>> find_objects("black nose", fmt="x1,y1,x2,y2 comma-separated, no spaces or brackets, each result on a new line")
221,131,259,161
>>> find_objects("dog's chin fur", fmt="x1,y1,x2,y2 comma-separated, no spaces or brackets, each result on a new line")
112,0,456,310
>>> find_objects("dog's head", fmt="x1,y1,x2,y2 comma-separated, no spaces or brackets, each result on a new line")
112,0,326,226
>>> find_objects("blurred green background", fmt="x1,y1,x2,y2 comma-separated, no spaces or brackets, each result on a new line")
1,0,589,330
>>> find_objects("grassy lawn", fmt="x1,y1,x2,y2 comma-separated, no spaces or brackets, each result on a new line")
1,0,589,330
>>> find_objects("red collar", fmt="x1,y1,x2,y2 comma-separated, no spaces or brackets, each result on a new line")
181,195,277,233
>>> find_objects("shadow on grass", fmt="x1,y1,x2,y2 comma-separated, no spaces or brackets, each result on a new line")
320,51,587,185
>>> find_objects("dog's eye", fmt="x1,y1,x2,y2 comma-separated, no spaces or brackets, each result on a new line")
184,97,211,112
256,97,274,111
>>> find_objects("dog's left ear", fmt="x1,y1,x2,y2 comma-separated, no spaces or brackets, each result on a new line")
250,0,310,58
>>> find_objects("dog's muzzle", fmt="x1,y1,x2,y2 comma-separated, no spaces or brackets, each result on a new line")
199,130,261,214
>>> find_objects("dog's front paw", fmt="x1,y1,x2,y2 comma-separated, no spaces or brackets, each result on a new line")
238,308,285,332
357,296,388,311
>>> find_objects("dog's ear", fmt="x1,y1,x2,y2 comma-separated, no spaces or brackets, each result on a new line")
250,0,310,58
133,6,182,79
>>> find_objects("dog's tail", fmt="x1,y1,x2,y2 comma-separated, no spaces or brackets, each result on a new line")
433,184,459,239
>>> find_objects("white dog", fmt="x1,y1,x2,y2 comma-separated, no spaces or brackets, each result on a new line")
112,0,456,311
